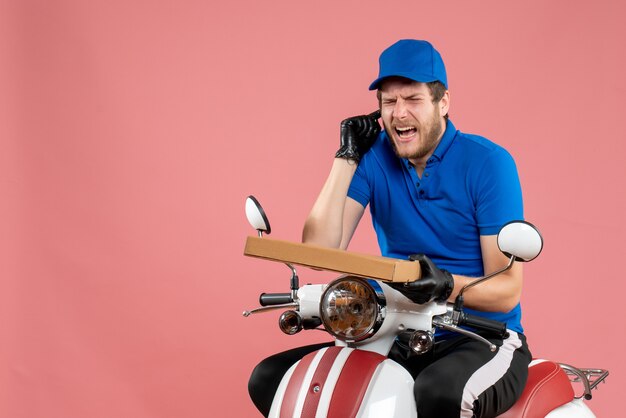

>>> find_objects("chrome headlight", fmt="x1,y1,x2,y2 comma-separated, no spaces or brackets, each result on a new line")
320,277,384,342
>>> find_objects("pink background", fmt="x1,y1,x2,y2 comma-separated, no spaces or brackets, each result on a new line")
1,0,624,416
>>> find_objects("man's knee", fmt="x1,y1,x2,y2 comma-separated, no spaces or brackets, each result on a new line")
248,360,266,398
248,343,333,417
248,358,282,417
414,372,463,418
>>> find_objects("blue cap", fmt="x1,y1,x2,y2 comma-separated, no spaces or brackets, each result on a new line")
368,40,448,90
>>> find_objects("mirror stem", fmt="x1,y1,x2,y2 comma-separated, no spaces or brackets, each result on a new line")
454,256,515,311
286,263,300,299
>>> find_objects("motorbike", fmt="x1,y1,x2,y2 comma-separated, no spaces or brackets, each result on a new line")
242,195,608,418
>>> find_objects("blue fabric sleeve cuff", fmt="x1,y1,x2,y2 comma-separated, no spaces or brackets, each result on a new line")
347,189,369,208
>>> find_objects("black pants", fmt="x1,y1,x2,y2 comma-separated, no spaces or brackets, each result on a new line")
248,332,531,418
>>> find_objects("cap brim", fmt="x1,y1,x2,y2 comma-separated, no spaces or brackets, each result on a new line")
368,72,444,90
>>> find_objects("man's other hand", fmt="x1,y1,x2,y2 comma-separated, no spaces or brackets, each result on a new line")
390,254,454,304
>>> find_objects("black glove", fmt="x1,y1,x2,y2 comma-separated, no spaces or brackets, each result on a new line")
390,254,454,304
335,110,381,162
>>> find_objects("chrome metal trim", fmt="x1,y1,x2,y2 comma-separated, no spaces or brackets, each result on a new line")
319,276,384,343
432,317,497,352
559,363,609,400
439,304,459,325
278,310,303,335
285,263,299,300
243,302,298,317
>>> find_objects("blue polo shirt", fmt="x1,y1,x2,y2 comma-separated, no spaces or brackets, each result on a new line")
348,119,525,333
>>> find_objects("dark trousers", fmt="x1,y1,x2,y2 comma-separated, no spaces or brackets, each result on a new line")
248,332,531,418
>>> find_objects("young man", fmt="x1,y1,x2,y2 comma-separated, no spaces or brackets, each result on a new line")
250,39,531,418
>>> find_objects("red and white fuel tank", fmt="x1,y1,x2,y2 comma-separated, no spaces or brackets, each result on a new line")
268,346,416,418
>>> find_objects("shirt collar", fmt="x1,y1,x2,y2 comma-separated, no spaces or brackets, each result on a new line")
399,119,457,168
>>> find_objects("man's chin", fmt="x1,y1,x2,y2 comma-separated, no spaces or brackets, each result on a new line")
391,141,420,159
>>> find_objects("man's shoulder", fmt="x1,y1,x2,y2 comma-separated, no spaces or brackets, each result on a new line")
452,130,513,162
455,130,503,152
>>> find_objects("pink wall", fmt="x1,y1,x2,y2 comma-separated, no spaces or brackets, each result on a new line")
1,0,624,416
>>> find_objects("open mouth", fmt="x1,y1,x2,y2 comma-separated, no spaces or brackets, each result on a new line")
395,126,417,139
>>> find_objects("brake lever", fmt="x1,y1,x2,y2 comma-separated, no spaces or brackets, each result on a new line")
243,302,298,317
432,317,497,352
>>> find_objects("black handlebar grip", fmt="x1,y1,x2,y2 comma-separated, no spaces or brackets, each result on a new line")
459,313,509,339
259,293,293,306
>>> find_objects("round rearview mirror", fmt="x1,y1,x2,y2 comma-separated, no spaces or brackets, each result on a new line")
245,195,271,235
497,221,543,262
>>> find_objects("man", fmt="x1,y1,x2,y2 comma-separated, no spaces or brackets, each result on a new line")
249,39,531,418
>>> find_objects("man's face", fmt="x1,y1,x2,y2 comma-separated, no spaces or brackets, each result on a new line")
378,78,449,163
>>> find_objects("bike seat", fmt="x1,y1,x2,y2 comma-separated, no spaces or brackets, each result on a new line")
499,359,574,418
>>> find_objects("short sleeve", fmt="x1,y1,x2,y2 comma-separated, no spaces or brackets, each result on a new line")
474,148,524,235
347,161,371,208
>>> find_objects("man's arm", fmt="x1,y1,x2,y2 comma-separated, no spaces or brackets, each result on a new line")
449,235,523,313
302,159,365,249
392,235,522,313
302,111,380,249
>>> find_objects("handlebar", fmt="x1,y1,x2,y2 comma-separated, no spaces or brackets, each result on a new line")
458,313,509,339
259,292,293,306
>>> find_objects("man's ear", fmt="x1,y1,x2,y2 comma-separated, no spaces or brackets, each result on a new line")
439,90,450,117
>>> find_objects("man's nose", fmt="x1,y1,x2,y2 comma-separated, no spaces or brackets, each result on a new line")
392,99,408,119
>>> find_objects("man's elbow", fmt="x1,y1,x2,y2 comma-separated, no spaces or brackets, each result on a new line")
497,299,520,313
494,273,523,313
302,219,341,248
496,292,522,313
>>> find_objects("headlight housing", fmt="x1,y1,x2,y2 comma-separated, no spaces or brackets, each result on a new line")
319,276,384,342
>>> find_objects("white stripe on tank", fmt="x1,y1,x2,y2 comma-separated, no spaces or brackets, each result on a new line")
315,348,354,418
292,347,329,418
